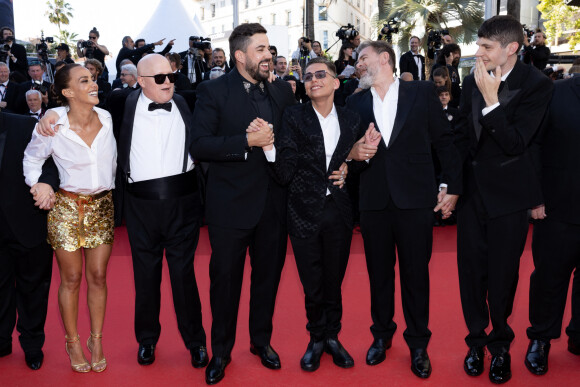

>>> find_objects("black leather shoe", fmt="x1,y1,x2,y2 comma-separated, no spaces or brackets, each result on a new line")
325,338,354,368
0,345,12,357
300,340,325,372
250,343,281,370
568,337,580,355
25,351,43,370
525,339,550,375
489,352,511,384
191,345,209,368
464,346,485,376
366,338,392,366
205,356,231,385
410,348,431,378
137,344,156,365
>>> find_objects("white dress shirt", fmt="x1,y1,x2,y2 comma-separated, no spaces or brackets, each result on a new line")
412,52,423,80
23,106,116,194
130,92,194,182
313,104,340,196
370,77,399,147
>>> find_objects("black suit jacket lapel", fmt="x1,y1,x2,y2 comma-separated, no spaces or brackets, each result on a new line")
389,81,416,148
174,94,193,170
118,89,140,175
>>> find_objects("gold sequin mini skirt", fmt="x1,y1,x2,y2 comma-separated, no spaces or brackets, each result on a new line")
47,189,114,252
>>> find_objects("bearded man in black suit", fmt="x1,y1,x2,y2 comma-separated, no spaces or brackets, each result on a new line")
524,76,580,375
453,16,553,384
0,113,58,370
346,40,462,379
191,23,296,385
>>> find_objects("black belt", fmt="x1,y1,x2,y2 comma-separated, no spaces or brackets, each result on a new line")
127,169,198,200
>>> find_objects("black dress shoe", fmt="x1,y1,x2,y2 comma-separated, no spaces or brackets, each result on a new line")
325,338,354,368
464,346,485,376
25,351,44,370
410,348,431,378
250,343,281,370
568,337,580,355
0,345,12,357
489,352,511,384
525,339,550,375
366,338,392,366
191,345,209,368
205,356,231,385
300,340,325,372
137,344,156,365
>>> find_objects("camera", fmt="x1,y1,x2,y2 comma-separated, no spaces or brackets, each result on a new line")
31,80,48,95
78,40,93,48
522,25,535,40
35,33,54,63
190,36,212,50
336,24,359,42
427,29,449,50
378,19,399,43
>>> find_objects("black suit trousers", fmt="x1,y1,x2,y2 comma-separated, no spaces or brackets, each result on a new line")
125,191,206,349
0,210,52,353
207,191,287,357
360,199,433,349
527,218,580,341
567,265,580,343
457,189,528,355
290,197,352,341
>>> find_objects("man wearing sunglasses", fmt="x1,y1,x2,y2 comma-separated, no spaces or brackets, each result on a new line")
346,40,462,379
270,57,374,372
37,54,209,371
192,23,296,385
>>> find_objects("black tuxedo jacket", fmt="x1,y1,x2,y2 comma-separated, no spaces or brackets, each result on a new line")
346,81,462,211
399,51,425,80
191,67,296,229
273,103,359,238
174,71,192,91
179,51,208,89
7,43,28,76
115,90,195,222
1,81,19,112
454,60,552,218
15,80,53,114
0,113,59,247
533,77,580,224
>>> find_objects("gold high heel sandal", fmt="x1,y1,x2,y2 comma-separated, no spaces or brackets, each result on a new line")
65,334,91,373
87,331,107,372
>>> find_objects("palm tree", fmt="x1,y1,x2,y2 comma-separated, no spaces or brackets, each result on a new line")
380,0,484,56
305,0,315,40
45,0,74,32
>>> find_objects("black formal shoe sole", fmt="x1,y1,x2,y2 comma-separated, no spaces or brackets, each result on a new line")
489,373,512,384
524,359,547,376
249,346,281,370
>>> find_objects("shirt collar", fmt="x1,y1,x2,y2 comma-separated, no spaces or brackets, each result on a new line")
370,77,399,102
312,104,337,121
139,90,173,107
55,106,111,132
490,67,513,82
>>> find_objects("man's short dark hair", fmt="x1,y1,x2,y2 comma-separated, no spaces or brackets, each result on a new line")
0,26,14,36
269,45,277,56
436,85,451,97
213,47,226,56
135,38,145,47
358,40,397,73
282,75,296,82
229,23,268,63
478,15,524,52
305,57,337,76
410,36,420,43
274,55,286,66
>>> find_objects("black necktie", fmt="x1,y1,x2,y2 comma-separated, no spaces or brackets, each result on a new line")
148,102,172,112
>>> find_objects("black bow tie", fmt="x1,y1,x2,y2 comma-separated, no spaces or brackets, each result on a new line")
148,102,172,112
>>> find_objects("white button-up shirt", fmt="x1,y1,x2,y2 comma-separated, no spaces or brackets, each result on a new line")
23,106,116,194
130,92,194,182
370,78,399,147
313,104,340,196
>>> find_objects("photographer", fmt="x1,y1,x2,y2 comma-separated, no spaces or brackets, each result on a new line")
291,37,317,70
522,30,550,71
1,26,28,78
77,27,110,79
178,36,210,89
115,35,165,78
55,44,74,64
427,32,454,61
16,63,53,114
430,43,461,107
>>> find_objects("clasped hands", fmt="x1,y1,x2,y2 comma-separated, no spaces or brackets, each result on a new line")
347,123,381,161
30,182,55,210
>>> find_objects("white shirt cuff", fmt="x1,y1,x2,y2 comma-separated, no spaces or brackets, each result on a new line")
439,183,448,191
482,102,500,116
264,145,276,162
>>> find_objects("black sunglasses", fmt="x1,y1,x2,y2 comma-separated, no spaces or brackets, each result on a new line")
303,70,336,82
140,73,177,84
89,36,97,40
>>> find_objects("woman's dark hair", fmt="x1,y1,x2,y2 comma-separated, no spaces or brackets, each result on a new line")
432,66,451,92
338,42,355,62
51,63,82,106
90,27,100,38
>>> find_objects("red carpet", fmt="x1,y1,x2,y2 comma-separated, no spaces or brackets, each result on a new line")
1,225,577,386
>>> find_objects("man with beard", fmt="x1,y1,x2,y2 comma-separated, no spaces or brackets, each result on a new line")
453,16,552,383
192,23,296,385
346,40,462,379
203,48,230,80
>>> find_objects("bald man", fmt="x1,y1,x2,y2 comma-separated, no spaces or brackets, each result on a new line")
38,55,208,369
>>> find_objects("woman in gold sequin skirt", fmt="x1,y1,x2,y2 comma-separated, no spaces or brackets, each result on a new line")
23,64,116,373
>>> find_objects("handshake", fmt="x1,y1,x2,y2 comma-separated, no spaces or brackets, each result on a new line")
246,118,275,151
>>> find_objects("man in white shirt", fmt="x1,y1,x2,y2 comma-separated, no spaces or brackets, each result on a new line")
25,90,44,120
119,64,139,90
399,36,425,81
346,40,462,379
0,63,18,112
